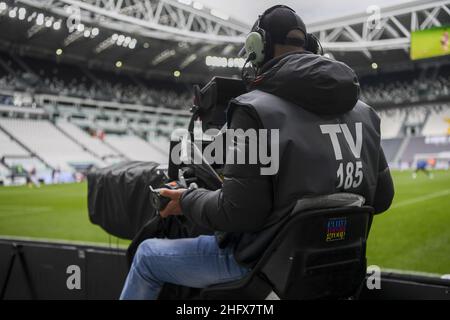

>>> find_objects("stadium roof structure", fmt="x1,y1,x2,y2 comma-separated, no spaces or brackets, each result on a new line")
18,0,250,44
0,0,449,81
0,0,249,82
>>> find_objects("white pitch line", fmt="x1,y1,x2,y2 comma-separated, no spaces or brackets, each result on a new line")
0,207,52,218
391,189,450,209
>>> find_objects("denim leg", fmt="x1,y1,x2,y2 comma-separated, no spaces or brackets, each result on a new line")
119,235,249,300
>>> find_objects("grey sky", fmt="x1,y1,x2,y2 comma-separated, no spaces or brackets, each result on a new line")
200,0,415,25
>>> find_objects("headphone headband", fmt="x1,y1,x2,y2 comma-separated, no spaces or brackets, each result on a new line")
262,4,295,16
243,5,323,71
255,5,296,31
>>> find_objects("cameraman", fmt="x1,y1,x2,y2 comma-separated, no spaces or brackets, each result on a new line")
120,5,394,300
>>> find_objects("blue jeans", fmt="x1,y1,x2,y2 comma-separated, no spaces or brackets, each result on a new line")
120,235,250,300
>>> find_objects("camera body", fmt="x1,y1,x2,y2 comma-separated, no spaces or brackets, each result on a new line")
88,77,244,238
153,77,247,209
168,76,246,179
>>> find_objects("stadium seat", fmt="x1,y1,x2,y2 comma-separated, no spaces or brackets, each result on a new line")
0,118,105,171
422,106,450,136
105,134,169,164
378,109,406,139
56,120,120,160
200,194,373,300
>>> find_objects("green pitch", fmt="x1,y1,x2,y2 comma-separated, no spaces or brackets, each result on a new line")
367,170,450,275
0,170,449,274
0,183,130,247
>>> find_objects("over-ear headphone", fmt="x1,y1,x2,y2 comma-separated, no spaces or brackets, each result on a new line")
243,5,323,68
305,33,324,56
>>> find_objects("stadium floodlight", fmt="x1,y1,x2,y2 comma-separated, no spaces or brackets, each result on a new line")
233,57,245,68
205,55,244,68
94,37,114,53
27,11,36,22
115,60,122,68
96,32,134,52
77,23,84,32
36,13,44,25
218,57,227,67
129,39,137,49
45,17,53,28
84,29,91,38
371,62,378,70
178,0,192,5
180,53,197,69
56,48,63,55
18,7,26,20
207,56,227,68
53,20,61,30
117,34,125,46
173,70,181,77
8,8,17,18
210,9,229,21
91,27,99,36
152,49,176,66
193,1,204,10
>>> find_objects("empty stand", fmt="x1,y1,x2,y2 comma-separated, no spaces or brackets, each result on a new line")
56,120,122,161
0,129,30,158
0,118,104,171
422,106,450,136
381,138,404,163
0,162,9,177
404,107,429,126
105,134,168,164
378,109,406,139
0,125,48,172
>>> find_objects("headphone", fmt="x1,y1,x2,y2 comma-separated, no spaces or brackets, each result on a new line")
243,5,323,68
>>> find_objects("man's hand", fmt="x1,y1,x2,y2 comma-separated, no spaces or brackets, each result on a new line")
159,188,187,218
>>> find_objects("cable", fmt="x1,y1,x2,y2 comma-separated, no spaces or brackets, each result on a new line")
241,52,257,84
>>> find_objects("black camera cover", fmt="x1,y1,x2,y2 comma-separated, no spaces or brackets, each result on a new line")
87,161,168,239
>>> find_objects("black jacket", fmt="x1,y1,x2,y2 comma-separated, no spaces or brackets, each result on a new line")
180,52,394,267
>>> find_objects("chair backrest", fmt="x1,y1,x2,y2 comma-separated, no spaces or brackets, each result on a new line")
258,205,373,300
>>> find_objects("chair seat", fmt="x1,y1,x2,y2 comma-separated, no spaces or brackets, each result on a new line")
201,203,374,300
